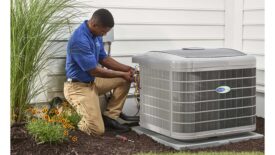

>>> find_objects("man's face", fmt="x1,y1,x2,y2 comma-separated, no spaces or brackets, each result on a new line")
93,24,111,36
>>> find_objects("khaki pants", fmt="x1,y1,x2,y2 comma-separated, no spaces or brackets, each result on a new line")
64,77,130,136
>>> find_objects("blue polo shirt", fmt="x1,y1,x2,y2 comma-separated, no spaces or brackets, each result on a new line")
65,20,107,82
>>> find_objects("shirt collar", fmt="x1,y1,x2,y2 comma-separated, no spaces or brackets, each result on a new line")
83,20,96,38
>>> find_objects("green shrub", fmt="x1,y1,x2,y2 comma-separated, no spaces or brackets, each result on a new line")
26,104,79,144
65,113,81,128
11,0,81,123
26,119,66,144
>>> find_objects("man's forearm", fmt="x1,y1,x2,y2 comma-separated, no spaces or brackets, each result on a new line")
89,66,125,78
100,56,131,72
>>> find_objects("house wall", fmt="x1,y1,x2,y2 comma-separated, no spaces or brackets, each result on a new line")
243,0,265,117
33,0,265,117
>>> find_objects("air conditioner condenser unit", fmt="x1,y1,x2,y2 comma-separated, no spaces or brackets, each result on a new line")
132,48,256,140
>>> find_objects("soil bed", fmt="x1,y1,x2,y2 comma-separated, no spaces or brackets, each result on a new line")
11,117,264,155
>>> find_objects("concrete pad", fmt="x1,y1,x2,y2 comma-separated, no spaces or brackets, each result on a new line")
132,126,264,150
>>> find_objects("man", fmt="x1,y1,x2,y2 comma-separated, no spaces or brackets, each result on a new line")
64,8,134,136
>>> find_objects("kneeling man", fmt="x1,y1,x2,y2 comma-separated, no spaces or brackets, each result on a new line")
64,9,134,136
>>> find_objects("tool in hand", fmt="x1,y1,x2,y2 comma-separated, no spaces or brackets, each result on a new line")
115,134,134,143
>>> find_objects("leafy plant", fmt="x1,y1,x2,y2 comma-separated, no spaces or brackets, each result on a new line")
64,112,81,128
59,100,82,128
26,106,78,144
11,0,81,123
26,118,65,144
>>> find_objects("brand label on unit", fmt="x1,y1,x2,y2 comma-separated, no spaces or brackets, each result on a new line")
215,86,231,94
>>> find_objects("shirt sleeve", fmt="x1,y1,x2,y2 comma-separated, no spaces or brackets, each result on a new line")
70,41,97,71
98,37,107,61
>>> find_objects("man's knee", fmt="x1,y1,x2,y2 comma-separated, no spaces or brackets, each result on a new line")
93,125,105,136
88,120,105,136
78,119,105,136
116,77,128,85
118,78,131,89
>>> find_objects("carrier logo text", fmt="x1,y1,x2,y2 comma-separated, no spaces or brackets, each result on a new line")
216,86,231,94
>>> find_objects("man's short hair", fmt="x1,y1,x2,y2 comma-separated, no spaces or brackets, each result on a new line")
92,9,114,28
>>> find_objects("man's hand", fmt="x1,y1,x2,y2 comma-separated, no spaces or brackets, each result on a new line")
128,67,135,77
122,71,134,83
89,66,136,82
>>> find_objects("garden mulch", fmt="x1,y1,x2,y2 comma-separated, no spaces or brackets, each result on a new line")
11,117,264,155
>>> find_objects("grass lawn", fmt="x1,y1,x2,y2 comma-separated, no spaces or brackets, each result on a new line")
136,151,264,155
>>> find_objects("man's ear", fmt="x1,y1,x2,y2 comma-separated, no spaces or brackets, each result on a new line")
91,23,96,27
89,20,96,28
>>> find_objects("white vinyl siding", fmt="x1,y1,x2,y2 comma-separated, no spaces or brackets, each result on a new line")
33,0,264,117
242,0,265,117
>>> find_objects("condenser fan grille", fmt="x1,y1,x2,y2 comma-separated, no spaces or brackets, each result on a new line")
140,67,256,135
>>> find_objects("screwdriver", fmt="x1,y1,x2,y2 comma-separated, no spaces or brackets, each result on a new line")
115,135,134,143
